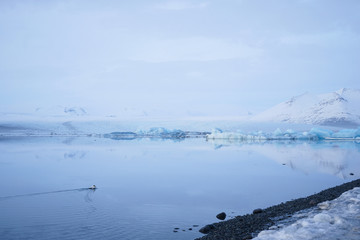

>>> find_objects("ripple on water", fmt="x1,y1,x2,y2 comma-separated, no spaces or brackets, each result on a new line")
0,189,202,240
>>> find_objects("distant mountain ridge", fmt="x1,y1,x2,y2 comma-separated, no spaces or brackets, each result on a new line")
253,88,360,127
35,106,88,117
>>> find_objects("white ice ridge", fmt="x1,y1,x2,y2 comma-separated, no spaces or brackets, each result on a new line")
102,127,210,139
254,187,360,240
135,127,185,137
206,127,360,141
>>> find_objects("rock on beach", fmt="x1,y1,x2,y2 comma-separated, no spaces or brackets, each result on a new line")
196,178,360,240
216,212,226,220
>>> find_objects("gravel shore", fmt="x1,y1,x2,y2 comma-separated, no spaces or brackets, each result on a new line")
196,178,360,240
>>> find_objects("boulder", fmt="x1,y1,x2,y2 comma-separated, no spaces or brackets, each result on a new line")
253,208,263,214
216,212,226,220
199,224,215,234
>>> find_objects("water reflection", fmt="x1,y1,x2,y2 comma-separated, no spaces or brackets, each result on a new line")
0,137,359,240
64,151,87,159
208,139,360,178
0,188,93,201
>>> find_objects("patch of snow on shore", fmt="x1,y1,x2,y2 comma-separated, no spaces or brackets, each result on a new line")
255,187,360,240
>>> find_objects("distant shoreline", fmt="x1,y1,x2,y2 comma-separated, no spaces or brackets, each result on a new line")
196,178,360,240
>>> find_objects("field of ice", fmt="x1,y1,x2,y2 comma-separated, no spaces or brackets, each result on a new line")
0,114,359,141
255,187,360,240
207,127,360,141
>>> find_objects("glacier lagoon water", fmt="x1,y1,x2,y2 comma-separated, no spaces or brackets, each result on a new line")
0,137,359,240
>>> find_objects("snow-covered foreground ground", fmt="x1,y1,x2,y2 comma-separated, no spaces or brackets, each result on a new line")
255,187,360,240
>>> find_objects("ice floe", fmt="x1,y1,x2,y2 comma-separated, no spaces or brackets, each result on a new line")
103,127,210,140
206,127,360,141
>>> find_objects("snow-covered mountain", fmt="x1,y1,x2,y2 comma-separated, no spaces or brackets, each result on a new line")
34,106,88,117
253,88,360,127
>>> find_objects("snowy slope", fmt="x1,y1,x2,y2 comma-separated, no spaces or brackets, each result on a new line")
35,106,88,117
253,88,360,127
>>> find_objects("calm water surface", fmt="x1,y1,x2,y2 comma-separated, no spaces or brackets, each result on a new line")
0,137,359,240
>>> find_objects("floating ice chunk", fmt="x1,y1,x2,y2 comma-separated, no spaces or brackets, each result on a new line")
273,128,282,137
212,128,223,133
308,128,333,139
207,129,267,140
207,127,360,141
286,129,295,134
135,127,186,138
332,128,360,138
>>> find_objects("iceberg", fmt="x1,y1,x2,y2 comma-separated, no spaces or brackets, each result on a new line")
331,128,360,139
101,127,212,140
135,127,186,138
206,127,360,141
308,128,334,139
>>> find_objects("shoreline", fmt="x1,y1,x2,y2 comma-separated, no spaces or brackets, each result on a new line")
196,178,360,240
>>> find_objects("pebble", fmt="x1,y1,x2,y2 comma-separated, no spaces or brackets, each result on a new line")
243,234,253,239
216,212,226,220
199,224,215,234
253,208,263,214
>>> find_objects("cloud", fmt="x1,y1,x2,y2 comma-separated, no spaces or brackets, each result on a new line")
130,37,263,62
155,1,208,10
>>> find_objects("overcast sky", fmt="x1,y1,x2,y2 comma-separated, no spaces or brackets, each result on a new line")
1,0,359,117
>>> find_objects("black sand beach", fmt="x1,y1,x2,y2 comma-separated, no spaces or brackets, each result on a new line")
196,178,360,240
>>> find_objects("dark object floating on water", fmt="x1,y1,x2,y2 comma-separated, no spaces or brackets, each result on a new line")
216,212,226,220
193,225,199,227
174,228,179,230
89,185,97,190
199,224,215,234
188,228,193,231
253,208,263,214
173,230,178,233
350,173,354,176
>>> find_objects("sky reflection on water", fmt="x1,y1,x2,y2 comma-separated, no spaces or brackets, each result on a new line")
0,137,359,240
